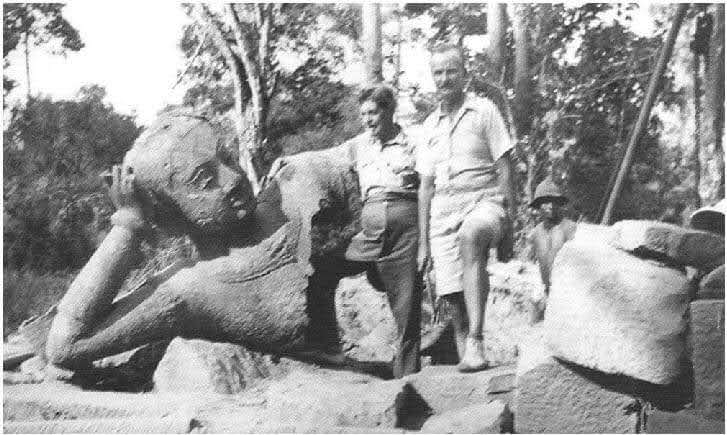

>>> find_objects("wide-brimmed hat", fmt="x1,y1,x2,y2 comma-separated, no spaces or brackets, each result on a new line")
529,178,568,209
690,199,726,235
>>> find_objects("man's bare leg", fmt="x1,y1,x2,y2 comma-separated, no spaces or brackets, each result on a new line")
455,212,501,372
442,293,468,359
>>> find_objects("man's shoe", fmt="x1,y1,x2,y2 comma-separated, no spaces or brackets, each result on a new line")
456,337,488,373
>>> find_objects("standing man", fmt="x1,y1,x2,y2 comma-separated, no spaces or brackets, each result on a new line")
344,85,422,378
417,44,515,373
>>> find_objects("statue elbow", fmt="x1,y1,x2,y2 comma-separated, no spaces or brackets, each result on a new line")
45,313,82,367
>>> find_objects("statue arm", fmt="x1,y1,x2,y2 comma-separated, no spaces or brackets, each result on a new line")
46,166,147,365
46,209,144,364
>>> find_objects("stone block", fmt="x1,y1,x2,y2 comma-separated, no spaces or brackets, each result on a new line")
514,343,640,434
420,400,512,433
545,224,691,384
689,300,725,420
262,370,407,430
404,365,515,414
697,265,725,299
152,338,304,394
644,408,725,434
611,220,724,272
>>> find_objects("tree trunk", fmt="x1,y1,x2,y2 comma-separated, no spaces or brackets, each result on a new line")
24,29,31,103
601,4,689,225
393,6,402,91
486,3,507,81
693,50,702,209
362,3,383,84
708,4,725,199
512,4,531,138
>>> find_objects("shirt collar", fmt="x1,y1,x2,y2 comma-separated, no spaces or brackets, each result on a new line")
367,124,406,148
435,93,477,120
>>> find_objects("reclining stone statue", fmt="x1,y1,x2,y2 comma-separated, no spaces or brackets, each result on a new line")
44,110,375,369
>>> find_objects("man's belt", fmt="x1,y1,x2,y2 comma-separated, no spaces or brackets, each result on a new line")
365,190,418,203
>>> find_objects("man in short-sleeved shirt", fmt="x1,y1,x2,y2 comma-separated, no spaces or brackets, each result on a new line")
343,85,421,379
417,44,515,373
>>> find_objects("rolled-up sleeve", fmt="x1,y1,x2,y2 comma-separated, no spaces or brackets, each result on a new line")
483,101,513,162
414,121,436,177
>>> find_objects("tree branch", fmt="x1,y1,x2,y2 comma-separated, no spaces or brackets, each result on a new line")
227,4,261,105
258,3,273,86
173,27,209,89
193,5,240,79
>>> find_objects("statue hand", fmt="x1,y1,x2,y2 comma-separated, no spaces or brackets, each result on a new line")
107,165,142,216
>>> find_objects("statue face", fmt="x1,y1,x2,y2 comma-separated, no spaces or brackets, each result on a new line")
125,113,255,234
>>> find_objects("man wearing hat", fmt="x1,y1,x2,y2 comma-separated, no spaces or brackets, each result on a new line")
527,178,577,324
690,198,726,236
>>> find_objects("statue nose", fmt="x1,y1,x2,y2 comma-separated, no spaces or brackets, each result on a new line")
218,165,244,194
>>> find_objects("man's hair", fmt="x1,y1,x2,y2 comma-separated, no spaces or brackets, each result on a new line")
359,84,396,112
428,42,465,67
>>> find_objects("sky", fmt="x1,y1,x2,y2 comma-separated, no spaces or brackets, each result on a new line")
4,2,190,125
3,2,659,127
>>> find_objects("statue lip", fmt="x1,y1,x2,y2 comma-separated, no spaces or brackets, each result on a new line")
225,184,254,214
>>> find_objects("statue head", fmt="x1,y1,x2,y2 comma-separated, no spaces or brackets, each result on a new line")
122,111,255,235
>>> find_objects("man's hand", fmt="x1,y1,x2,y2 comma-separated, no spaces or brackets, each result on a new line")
107,165,142,215
417,243,431,274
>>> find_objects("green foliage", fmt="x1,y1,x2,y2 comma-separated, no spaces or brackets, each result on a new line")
268,82,361,165
178,3,356,118
3,86,141,271
3,268,73,335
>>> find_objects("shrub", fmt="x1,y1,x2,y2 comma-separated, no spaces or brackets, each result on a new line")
3,268,74,336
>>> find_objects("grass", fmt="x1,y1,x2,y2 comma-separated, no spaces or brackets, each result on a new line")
3,268,74,338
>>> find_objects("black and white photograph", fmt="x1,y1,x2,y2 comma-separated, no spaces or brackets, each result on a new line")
2,2,725,433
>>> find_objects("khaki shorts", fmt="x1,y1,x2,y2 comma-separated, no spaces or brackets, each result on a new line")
429,195,505,296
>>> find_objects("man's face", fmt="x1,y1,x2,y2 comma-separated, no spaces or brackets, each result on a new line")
430,50,466,101
360,100,393,140
539,201,561,221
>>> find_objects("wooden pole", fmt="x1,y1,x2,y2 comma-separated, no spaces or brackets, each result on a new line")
600,4,689,225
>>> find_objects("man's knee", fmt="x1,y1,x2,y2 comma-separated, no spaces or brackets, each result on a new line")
459,215,500,250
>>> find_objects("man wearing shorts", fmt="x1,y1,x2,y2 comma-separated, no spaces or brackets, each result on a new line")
417,44,515,372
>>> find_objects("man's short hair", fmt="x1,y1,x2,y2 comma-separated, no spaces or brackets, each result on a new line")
428,42,465,66
359,85,396,113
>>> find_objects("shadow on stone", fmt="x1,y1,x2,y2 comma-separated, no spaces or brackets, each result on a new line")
69,341,171,392
557,357,693,412
394,383,433,430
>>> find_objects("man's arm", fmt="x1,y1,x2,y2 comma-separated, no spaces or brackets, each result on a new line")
417,175,435,271
496,151,516,262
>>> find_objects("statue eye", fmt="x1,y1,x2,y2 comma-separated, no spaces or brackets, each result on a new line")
189,163,218,189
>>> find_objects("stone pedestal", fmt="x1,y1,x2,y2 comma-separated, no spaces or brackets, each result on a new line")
515,340,641,434
689,299,725,420
545,224,691,385
610,220,724,272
